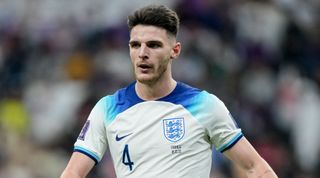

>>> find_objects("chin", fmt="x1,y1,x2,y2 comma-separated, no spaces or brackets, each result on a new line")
136,75,157,85
136,77,153,84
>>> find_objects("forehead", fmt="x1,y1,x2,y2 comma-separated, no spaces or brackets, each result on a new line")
130,25,170,42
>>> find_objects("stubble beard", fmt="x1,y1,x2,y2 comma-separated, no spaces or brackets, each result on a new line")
135,60,169,86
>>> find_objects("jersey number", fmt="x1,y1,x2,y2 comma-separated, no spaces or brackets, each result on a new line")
122,144,134,171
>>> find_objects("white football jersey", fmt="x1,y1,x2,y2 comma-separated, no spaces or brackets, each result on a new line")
74,82,242,178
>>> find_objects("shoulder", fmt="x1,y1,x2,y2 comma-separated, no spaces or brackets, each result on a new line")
163,82,202,103
96,82,143,121
100,82,141,105
165,82,225,115
172,82,220,105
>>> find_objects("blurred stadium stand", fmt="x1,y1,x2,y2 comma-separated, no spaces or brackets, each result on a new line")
0,0,319,178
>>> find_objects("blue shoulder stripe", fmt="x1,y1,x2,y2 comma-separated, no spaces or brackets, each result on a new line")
104,82,143,124
103,82,204,124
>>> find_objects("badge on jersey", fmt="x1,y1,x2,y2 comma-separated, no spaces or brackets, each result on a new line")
163,118,185,142
78,120,90,141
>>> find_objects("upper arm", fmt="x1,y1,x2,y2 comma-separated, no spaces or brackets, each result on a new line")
61,152,95,178
223,137,263,169
61,97,110,178
223,137,278,178
74,97,109,164
198,93,242,151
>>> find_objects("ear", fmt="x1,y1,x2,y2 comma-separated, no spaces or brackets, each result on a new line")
171,42,181,59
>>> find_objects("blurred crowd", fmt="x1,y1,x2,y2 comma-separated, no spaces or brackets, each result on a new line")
0,0,320,178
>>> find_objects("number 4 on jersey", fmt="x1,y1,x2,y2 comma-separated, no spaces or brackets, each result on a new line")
122,144,134,171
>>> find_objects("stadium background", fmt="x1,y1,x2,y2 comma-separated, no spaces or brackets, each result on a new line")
0,0,319,177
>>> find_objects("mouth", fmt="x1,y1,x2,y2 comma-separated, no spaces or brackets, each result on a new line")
137,63,152,71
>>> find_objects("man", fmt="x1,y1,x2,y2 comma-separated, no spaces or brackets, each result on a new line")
61,5,278,178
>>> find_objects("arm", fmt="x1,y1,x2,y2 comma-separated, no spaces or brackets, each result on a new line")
60,152,95,178
223,137,278,178
61,97,109,178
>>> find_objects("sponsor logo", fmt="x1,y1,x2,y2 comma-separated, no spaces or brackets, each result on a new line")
163,118,185,142
115,133,133,141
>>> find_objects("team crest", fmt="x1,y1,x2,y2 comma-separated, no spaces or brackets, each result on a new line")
163,118,185,142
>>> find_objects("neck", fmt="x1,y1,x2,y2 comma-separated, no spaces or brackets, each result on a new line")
135,78,177,101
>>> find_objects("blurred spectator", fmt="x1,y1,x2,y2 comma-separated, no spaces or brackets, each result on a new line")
0,95,29,135
231,0,288,63
275,66,320,174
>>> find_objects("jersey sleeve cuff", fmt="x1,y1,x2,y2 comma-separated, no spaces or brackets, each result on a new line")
217,132,243,153
74,146,100,165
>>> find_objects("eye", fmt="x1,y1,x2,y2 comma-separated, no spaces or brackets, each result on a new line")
129,42,140,49
147,41,162,49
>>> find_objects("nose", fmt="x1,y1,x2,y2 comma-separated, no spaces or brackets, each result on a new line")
138,44,149,59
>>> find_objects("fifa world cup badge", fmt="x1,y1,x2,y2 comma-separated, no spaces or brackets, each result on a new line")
78,120,90,141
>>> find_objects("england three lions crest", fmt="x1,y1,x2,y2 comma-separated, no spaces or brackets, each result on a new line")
163,118,185,142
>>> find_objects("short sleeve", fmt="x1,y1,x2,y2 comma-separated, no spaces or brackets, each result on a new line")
195,92,243,152
74,97,108,164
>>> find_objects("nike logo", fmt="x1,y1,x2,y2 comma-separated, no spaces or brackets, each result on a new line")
115,133,133,141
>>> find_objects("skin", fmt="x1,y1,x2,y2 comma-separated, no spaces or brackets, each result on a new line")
60,24,278,178
60,152,94,178
224,137,278,178
128,25,181,100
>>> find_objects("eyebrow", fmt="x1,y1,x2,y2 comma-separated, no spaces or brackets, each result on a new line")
146,40,163,45
129,40,139,45
129,40,163,45
129,39,162,42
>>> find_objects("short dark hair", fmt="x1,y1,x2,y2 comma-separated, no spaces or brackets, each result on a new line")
127,5,180,37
